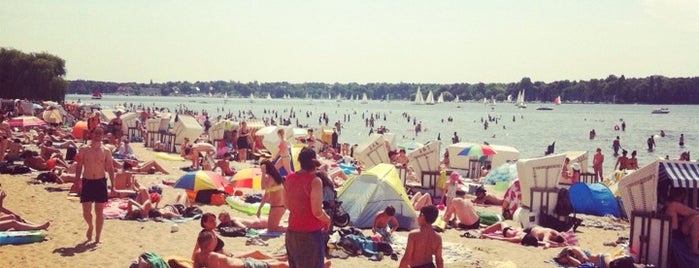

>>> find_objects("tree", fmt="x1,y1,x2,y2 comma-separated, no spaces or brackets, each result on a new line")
0,48,68,101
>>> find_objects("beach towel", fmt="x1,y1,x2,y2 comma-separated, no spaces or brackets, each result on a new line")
258,230,285,238
104,198,130,219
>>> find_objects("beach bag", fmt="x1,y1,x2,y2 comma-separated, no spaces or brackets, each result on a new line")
477,211,503,226
210,193,226,206
217,226,247,237
555,188,575,216
184,206,203,218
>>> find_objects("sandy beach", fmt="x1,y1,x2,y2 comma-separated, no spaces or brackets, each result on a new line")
0,141,629,268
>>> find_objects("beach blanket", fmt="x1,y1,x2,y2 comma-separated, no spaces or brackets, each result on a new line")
257,230,285,238
104,198,130,219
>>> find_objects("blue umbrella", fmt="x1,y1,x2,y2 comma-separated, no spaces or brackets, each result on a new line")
483,162,518,185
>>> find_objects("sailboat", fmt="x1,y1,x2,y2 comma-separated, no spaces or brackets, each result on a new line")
414,87,425,105
490,96,496,106
554,96,561,105
425,90,435,105
454,95,460,102
336,92,342,102
249,93,255,103
506,94,513,103
361,93,369,104
266,93,272,100
91,89,102,99
515,89,527,108
223,92,229,103
437,92,444,104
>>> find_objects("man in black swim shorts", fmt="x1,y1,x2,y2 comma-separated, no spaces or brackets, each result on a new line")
76,127,116,243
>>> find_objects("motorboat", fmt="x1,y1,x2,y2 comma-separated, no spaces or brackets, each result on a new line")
651,107,670,114
536,106,553,111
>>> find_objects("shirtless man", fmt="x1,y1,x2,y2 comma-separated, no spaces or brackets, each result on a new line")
399,205,443,268
215,152,236,176
592,148,604,182
372,205,399,243
443,189,480,230
76,127,116,243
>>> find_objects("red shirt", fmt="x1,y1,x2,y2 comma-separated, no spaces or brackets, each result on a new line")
285,171,324,232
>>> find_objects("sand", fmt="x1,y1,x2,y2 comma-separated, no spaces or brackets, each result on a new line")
0,141,628,268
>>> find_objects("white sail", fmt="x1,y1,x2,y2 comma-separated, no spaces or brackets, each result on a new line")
336,92,342,102
224,92,228,103
506,94,512,102
454,95,460,102
414,87,425,105
425,90,435,105
266,93,272,100
361,93,368,104
490,96,496,106
249,93,255,103
437,93,444,103
516,89,527,108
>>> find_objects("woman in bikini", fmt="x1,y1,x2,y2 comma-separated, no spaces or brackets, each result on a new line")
257,159,286,232
663,187,699,255
272,128,292,175
236,121,250,162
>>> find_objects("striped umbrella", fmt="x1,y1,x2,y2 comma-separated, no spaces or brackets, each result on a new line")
229,168,262,190
173,170,229,191
458,144,497,157
8,116,47,128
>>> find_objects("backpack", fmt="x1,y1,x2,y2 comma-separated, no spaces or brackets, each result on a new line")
183,206,203,218
554,188,575,216
217,226,247,237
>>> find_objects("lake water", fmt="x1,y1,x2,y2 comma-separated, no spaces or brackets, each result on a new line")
66,94,697,175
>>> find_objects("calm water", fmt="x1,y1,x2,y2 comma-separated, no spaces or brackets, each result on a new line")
67,94,697,174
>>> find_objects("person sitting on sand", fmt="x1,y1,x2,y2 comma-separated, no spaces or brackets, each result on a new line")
125,193,186,221
472,186,504,206
373,205,399,243
399,205,443,268
411,192,433,211
22,150,68,171
554,246,636,268
193,213,229,257
214,152,236,176
193,231,316,268
443,189,480,230
663,187,699,255
0,189,51,231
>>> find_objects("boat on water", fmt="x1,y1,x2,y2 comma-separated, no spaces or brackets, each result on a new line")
437,92,444,104
414,87,425,105
266,93,272,100
651,107,670,114
537,106,554,111
91,89,102,99
515,89,526,108
425,90,436,105
554,96,561,105
361,93,369,104
249,93,255,103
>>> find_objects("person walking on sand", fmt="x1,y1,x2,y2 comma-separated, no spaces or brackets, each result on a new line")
76,127,116,243
399,205,443,268
593,148,604,182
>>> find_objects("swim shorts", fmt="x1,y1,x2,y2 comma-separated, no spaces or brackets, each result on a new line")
243,257,270,268
458,218,481,230
80,178,108,203
46,158,56,170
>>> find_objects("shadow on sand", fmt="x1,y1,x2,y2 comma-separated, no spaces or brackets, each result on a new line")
52,241,97,256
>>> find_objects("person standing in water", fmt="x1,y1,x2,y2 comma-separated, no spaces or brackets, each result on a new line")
680,133,685,147
647,135,656,152
612,136,621,156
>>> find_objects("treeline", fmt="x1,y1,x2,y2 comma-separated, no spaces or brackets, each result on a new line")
69,75,699,104
0,48,68,101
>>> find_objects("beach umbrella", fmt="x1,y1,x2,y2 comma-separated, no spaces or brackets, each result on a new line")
458,144,497,157
398,140,424,151
483,162,518,185
173,170,229,192
8,116,47,128
230,168,263,190
72,121,88,139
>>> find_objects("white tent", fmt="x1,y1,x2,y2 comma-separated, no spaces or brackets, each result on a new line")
354,134,391,169
171,115,203,145
337,164,419,229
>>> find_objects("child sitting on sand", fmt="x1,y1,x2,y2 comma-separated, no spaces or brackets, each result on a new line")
399,205,443,268
372,205,399,243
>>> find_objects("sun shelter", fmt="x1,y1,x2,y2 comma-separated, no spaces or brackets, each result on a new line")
568,183,620,217
446,142,477,169
514,154,566,227
337,163,419,230
354,134,391,169
489,144,520,168
99,109,116,123
255,126,282,156
209,120,234,141
42,108,62,124
559,151,589,185
407,140,442,196
120,112,138,131
171,115,204,145
381,133,397,151
618,160,699,268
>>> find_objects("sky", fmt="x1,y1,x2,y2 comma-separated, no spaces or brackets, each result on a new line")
2,0,698,84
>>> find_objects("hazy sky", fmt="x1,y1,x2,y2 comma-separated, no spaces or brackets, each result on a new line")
2,0,698,84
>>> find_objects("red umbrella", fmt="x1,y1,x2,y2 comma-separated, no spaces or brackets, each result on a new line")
8,116,47,128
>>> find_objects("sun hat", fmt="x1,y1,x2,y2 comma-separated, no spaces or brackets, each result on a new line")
571,163,581,171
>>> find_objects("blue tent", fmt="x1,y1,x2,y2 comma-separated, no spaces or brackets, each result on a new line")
569,183,620,217
483,162,518,185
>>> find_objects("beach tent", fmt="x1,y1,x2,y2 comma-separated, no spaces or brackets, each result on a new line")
616,160,699,268
337,163,419,230
171,115,204,145
483,162,518,185
489,144,520,168
514,154,566,227
569,183,620,217
354,134,390,169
